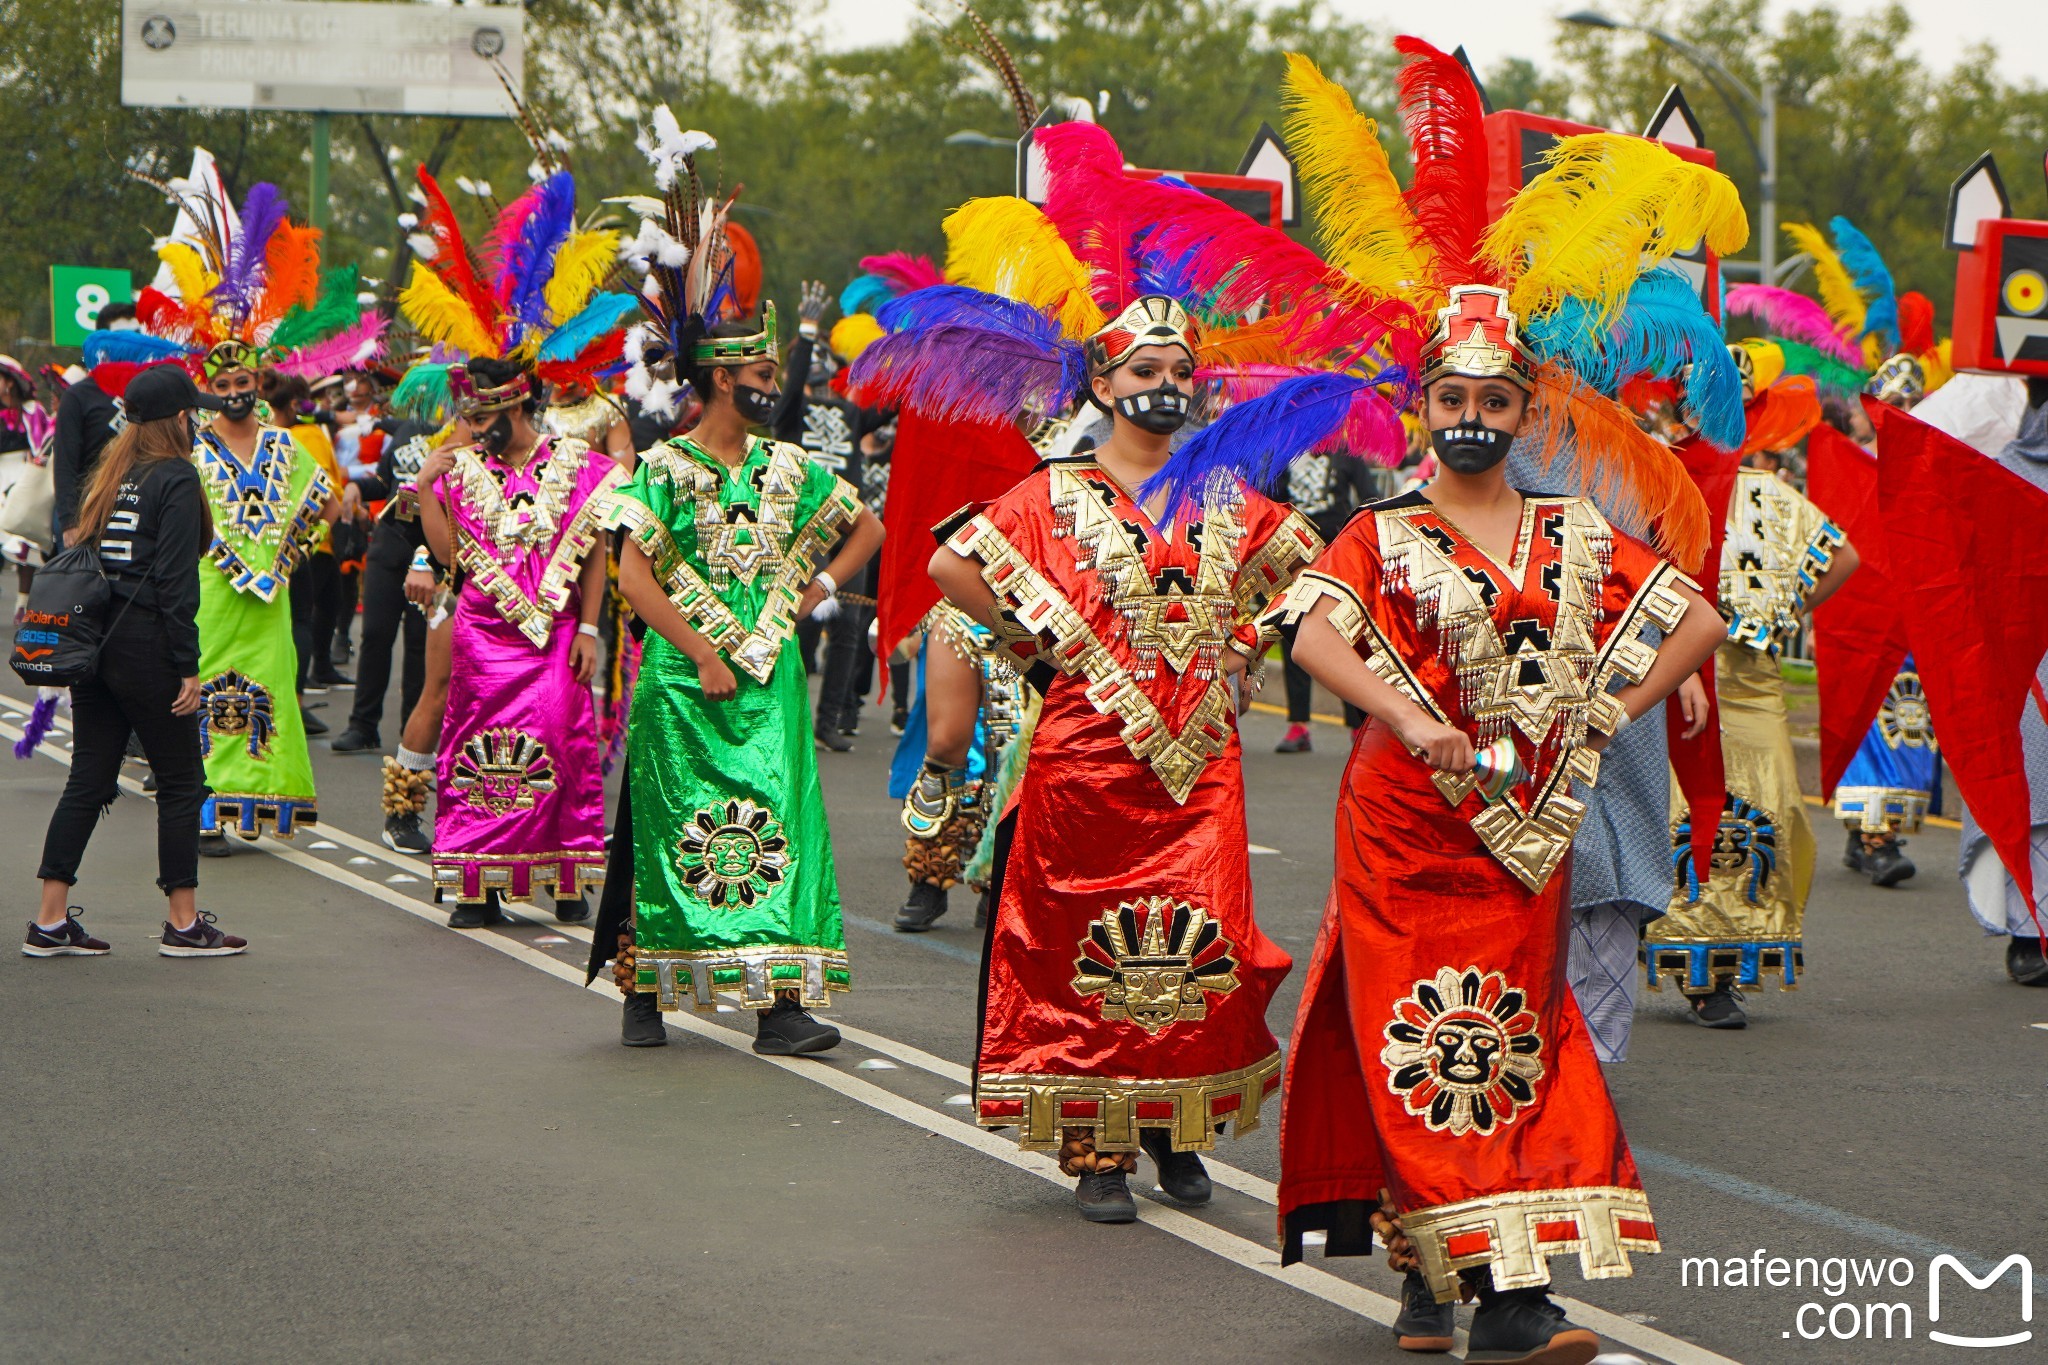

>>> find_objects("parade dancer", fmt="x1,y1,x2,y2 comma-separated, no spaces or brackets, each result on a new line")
602,115,883,1053
398,164,639,925
1271,45,1740,1359
863,119,1391,1224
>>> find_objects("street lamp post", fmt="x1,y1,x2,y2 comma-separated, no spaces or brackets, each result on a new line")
1563,10,1777,283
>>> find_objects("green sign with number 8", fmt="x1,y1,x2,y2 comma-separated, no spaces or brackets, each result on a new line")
49,265,135,348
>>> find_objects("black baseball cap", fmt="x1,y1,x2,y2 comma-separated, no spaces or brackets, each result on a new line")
124,365,227,423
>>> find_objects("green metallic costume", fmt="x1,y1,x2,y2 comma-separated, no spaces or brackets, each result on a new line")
193,424,331,838
604,435,862,1011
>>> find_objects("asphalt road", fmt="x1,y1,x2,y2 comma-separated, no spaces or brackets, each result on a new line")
3,663,2043,1365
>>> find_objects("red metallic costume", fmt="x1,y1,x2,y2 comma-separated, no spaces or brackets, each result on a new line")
947,457,1321,1156
1274,491,1692,1298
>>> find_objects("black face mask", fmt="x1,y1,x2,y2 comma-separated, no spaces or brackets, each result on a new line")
1114,382,1191,435
1430,421,1514,474
479,413,515,457
219,392,257,421
732,382,781,425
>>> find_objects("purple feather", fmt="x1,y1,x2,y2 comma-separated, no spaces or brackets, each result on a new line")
212,183,289,322
849,324,1085,425
502,172,578,335
13,693,58,760
1139,373,1374,518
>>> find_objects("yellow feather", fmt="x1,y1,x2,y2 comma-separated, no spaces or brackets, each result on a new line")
1924,338,1953,393
1782,222,1866,340
1740,338,1786,392
158,242,218,309
399,262,500,359
943,197,1107,341
1280,53,1437,307
829,313,885,362
543,229,620,325
1487,134,1749,328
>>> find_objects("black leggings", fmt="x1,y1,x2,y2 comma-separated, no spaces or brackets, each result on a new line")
346,550,427,736
37,615,205,893
290,550,341,688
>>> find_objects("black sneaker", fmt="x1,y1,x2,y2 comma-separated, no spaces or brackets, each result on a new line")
555,895,590,924
382,811,431,855
1075,1167,1138,1223
330,727,381,754
894,882,949,932
754,994,840,1055
300,705,330,737
1466,1285,1598,1363
1863,836,1916,887
159,912,248,958
142,771,157,793
1392,1269,1456,1353
813,720,852,753
889,706,907,736
621,991,668,1047
198,832,232,859
2008,936,2048,986
1843,827,1867,872
446,894,504,930
1138,1128,1212,1206
1275,723,1313,754
313,668,354,688
1688,982,1747,1029
23,909,111,957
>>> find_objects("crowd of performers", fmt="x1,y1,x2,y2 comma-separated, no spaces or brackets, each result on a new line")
21,30,2048,1365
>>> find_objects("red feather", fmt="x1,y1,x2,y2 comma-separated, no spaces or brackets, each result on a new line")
1897,290,1936,358
1393,35,1498,292
859,251,944,295
415,167,501,346
535,331,626,386
134,286,186,336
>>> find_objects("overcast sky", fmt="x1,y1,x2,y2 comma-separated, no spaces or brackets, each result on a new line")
821,1,2045,84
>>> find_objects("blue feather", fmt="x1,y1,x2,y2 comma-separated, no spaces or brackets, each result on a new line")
1139,373,1365,519
1830,215,1898,351
840,274,895,317
82,332,193,366
876,285,1071,350
504,171,579,335
539,292,639,362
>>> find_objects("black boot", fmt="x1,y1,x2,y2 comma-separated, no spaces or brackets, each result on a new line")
1687,979,1747,1029
1862,834,1916,887
300,702,329,737
974,886,991,929
813,719,852,753
555,894,590,924
447,891,505,930
1843,827,1867,872
754,994,840,1055
1466,1277,1598,1364
894,882,949,932
1074,1166,1137,1224
621,991,668,1047
331,726,381,754
2008,936,2048,986
1392,1269,1456,1354
1138,1128,1212,1206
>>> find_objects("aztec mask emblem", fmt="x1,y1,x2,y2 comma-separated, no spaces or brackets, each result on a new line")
451,728,557,816
1381,967,1545,1137
676,798,791,908
1671,794,1780,906
1879,670,1935,749
198,670,276,759
1072,898,1239,1035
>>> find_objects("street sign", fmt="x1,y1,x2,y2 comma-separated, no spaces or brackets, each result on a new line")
119,0,523,117
49,267,135,348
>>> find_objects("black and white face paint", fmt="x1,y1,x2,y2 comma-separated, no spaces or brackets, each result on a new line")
219,392,257,422
1114,382,1191,435
478,412,515,457
732,382,781,425
1430,422,1513,474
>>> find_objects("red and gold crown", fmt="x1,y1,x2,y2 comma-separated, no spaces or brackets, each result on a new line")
1084,295,1200,377
1419,285,1537,391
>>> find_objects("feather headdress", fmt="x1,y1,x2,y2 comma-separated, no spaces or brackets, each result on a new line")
1828,215,1898,355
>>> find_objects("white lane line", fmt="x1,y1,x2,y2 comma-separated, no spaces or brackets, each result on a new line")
4,713,1735,1365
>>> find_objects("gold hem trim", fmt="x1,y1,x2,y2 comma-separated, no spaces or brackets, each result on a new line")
1831,786,1930,833
974,1051,1281,1152
1400,1184,1659,1302
633,944,851,1011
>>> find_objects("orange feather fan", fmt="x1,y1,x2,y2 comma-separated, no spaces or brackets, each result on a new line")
1527,362,1709,571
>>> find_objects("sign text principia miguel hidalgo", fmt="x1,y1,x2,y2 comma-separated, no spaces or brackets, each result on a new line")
119,0,523,118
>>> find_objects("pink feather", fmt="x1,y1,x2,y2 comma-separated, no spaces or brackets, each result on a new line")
1723,285,1863,366
274,315,389,380
858,251,944,295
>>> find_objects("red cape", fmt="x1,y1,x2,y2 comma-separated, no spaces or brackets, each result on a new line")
876,410,1038,658
1667,435,1741,883
1804,421,1909,798
1871,397,2048,910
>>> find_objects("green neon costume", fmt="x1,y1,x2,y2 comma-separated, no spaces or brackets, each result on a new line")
604,435,862,1010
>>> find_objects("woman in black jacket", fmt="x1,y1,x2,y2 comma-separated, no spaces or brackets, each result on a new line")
25,366,249,958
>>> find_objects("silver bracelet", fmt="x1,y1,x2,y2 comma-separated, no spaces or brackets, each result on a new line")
576,622,600,639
